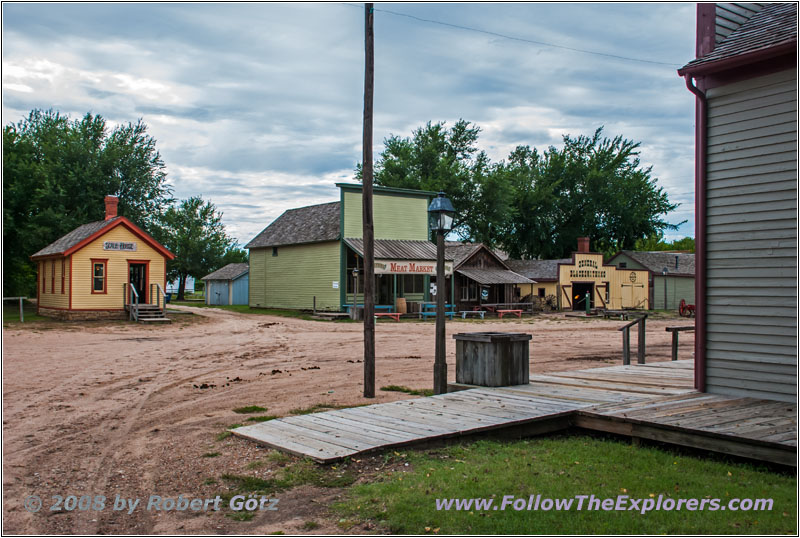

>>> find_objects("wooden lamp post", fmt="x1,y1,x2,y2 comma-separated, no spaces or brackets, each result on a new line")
428,192,455,395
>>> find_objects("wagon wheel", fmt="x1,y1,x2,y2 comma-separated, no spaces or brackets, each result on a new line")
679,299,689,317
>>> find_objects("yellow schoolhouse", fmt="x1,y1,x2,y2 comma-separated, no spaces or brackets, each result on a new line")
31,196,174,320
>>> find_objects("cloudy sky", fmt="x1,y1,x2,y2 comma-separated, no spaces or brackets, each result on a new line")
2,2,698,246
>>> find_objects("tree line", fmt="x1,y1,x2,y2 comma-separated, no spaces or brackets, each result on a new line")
3,109,245,299
362,120,688,259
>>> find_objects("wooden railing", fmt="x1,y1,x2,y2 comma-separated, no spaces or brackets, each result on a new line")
150,283,167,318
618,313,647,365
665,326,694,361
123,283,140,322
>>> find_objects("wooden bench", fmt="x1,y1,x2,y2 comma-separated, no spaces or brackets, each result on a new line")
374,312,401,322
460,310,485,319
419,311,456,320
497,309,523,319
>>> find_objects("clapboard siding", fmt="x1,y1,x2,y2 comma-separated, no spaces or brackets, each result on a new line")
704,68,798,402
259,241,340,311
342,190,429,240
249,248,267,307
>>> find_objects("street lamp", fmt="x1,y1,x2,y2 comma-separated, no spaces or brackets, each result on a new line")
428,192,455,395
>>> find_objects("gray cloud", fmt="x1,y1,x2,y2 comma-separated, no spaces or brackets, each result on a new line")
2,2,698,243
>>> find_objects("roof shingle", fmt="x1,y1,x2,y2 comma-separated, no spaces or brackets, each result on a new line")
246,202,340,249
680,3,797,73
202,263,249,281
616,251,695,276
32,218,120,258
504,258,571,281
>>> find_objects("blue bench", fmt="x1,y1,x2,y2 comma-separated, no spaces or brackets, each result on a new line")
419,303,456,320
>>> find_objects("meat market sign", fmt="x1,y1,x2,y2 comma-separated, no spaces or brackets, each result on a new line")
103,241,137,252
374,259,453,276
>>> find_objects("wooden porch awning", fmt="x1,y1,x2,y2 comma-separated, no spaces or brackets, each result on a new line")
344,238,454,275
457,267,535,285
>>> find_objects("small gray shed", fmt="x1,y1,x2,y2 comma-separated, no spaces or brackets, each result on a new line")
202,263,249,306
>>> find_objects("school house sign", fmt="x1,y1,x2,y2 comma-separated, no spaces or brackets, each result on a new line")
103,241,137,252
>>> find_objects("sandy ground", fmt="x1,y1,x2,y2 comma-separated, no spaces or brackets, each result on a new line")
2,306,693,534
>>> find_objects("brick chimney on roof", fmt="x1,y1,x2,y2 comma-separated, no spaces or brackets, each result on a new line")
104,196,119,220
577,236,590,253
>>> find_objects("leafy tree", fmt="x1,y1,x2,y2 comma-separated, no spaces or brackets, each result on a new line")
222,247,249,264
362,123,679,259
157,197,235,300
494,127,680,259
3,109,172,295
361,120,496,241
634,234,695,253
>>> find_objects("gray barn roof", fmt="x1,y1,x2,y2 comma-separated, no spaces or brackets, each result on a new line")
32,217,120,258
246,202,340,249
616,251,695,277
504,259,571,281
456,267,534,285
680,3,797,73
202,263,249,281
345,238,451,261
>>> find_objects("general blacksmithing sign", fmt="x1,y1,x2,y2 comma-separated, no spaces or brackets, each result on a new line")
374,260,453,276
103,241,137,252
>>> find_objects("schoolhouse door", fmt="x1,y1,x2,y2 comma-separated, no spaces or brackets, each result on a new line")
129,263,148,303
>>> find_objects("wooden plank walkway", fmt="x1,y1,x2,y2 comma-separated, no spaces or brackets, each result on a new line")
232,360,796,465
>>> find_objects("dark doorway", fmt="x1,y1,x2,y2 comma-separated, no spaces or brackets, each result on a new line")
572,282,594,311
129,263,147,302
376,274,393,305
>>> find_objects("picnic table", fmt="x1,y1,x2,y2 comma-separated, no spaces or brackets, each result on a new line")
460,310,485,319
375,312,402,322
474,303,532,315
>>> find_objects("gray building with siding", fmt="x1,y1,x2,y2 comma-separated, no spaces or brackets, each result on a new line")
202,263,249,306
678,3,797,402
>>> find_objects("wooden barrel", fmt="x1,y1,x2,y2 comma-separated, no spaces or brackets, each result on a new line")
453,332,531,386
395,297,407,314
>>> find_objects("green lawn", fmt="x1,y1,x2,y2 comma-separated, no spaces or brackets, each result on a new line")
334,436,796,535
2,300,46,323
171,302,343,322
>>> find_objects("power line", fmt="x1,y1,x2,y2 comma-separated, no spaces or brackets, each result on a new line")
343,3,681,67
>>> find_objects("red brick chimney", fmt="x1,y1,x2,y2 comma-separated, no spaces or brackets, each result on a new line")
577,236,590,253
104,196,119,220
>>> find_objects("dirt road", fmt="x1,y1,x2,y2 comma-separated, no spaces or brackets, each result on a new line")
2,307,693,534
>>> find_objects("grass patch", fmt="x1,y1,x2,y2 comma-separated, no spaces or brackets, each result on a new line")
204,478,217,485
226,511,255,522
216,423,244,441
246,415,278,423
290,403,368,415
302,521,320,530
381,385,434,397
267,451,294,465
233,405,268,414
3,300,47,323
334,436,796,534
202,452,221,458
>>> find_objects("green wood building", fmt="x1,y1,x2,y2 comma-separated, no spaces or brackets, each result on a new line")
246,183,453,311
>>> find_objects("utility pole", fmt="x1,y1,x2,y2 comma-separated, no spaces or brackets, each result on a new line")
362,2,375,398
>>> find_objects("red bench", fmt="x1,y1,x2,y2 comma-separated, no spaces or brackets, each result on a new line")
497,309,523,319
374,312,401,322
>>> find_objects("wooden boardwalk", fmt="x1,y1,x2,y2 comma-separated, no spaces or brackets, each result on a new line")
233,361,796,466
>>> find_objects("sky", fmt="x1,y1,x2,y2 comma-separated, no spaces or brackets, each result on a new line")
2,2,699,247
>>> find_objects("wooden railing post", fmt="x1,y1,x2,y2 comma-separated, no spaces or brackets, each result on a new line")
637,316,646,364
671,331,679,361
622,327,630,365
